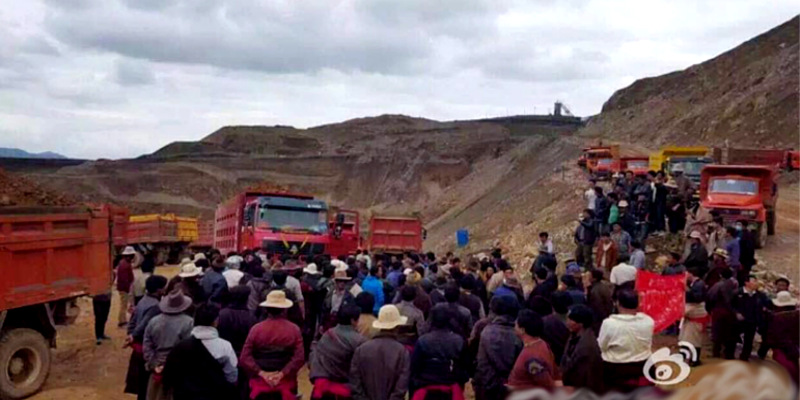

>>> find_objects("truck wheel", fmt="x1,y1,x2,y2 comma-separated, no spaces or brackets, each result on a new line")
0,329,50,400
767,211,776,236
755,223,767,249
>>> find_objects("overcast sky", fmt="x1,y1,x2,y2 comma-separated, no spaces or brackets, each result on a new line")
0,1,797,159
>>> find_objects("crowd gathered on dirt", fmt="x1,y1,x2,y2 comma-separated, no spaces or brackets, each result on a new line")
89,169,798,400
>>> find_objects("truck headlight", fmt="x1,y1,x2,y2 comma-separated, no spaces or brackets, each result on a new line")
742,210,757,218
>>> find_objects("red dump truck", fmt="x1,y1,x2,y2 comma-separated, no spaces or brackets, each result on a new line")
0,205,125,399
366,216,424,254
620,157,650,177
700,165,778,248
327,209,361,258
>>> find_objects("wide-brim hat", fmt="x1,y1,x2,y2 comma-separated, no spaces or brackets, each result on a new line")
303,263,321,275
714,248,729,258
260,290,293,309
193,253,206,261
689,231,703,239
179,257,193,267
373,305,408,330
618,200,629,208
334,269,352,281
159,290,192,314
773,291,797,307
331,259,348,270
178,262,203,278
121,246,136,256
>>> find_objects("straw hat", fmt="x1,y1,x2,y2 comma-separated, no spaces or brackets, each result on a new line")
303,263,321,275
178,262,203,278
179,257,193,268
159,290,192,314
260,290,294,309
193,253,206,261
372,305,408,330
331,259,348,271
773,291,797,308
334,269,352,281
713,248,729,258
689,231,702,239
618,200,629,208
406,271,422,284
121,246,136,256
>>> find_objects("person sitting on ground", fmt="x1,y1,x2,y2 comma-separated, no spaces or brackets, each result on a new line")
542,291,572,365
559,275,586,306
508,309,559,392
410,306,470,399
309,305,366,399
560,304,604,394
164,303,238,400
428,284,473,341
143,290,194,400
474,295,523,400
240,291,305,400
124,275,168,400
598,289,654,393
355,292,380,339
350,305,411,400
217,285,259,356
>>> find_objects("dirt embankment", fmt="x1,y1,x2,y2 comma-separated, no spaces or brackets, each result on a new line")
0,168,76,206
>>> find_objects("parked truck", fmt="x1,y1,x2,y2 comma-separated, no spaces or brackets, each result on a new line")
0,205,125,399
366,215,424,254
649,146,710,173
712,147,797,170
620,157,650,177
327,208,361,258
700,165,778,248
126,214,198,265
586,145,620,179
189,219,215,252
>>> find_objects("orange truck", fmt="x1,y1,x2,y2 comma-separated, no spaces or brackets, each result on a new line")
0,205,126,399
700,165,778,248
620,157,650,177
366,215,424,254
713,147,800,171
586,145,620,180
127,214,198,265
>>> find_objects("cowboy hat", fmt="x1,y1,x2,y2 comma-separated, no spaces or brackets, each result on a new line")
179,257,193,267
713,248,729,258
121,246,136,256
689,231,703,239
331,259,348,270
260,290,293,309
334,269,352,281
303,263,321,275
372,305,408,330
773,291,797,308
178,262,203,278
159,290,192,314
618,200,629,208
193,253,206,261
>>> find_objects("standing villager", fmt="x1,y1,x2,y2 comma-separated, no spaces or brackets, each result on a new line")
309,305,366,399
559,275,586,306
651,172,668,234
132,253,156,305
763,292,799,383
177,261,207,308
361,266,385,314
733,275,769,361
458,275,486,323
609,262,638,290
410,307,469,400
738,225,758,286
241,291,305,400
618,201,636,237
164,303,238,400
223,256,245,289
610,223,632,263
428,284,473,341
125,275,168,400
683,231,709,278
584,179,597,211
666,193,687,234
595,231,619,275
117,246,137,327
560,304,604,394
246,266,272,312
530,267,558,302
217,285,259,356
594,187,610,234
395,286,425,346
587,269,614,335
507,310,558,392
143,290,194,400
607,193,620,228
321,269,357,334
350,305,411,400
474,296,523,400
633,193,650,244
93,286,112,346
574,209,597,268
706,267,739,359
723,226,742,273
201,255,229,304
680,268,708,364
598,290,654,393
542,292,572,365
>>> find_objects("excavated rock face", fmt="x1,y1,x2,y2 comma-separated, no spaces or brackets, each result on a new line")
0,168,76,206
581,16,799,148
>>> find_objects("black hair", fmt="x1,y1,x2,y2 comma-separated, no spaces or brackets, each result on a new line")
617,289,639,310
401,285,417,302
608,193,619,201
355,292,375,314
426,252,436,261
567,304,594,329
141,255,156,274
194,258,209,270
490,295,520,318
251,265,265,278
601,231,611,237
392,261,403,271
725,226,737,237
648,171,657,177
687,268,700,277
410,254,421,264
369,266,380,276
347,266,359,279
444,284,460,303
145,275,168,294
229,285,251,307
591,269,605,282
517,309,544,337
337,305,361,326
594,186,604,195
631,241,642,249
429,263,439,275
497,259,512,272
450,268,464,283
747,275,757,282
272,270,288,286
460,275,477,291
543,257,557,271
414,265,425,276
583,209,595,219
720,268,733,279
539,232,549,238
528,296,553,316
194,303,221,327
430,306,450,330
322,264,335,278
550,291,573,314
776,277,791,286
266,307,285,317
534,267,549,281
560,274,578,288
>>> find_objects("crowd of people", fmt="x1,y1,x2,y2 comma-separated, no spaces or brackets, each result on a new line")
92,168,797,400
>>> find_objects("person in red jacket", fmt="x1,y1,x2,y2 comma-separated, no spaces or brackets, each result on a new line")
241,291,305,400
117,246,137,327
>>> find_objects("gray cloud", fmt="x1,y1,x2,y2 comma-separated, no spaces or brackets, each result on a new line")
114,58,155,86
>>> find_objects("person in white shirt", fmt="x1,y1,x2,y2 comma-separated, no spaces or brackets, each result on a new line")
222,256,245,288
538,231,555,254
584,179,598,211
609,262,638,287
598,289,654,393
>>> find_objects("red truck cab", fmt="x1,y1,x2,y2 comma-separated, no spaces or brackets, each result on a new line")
700,165,777,248
621,157,650,177
327,209,361,259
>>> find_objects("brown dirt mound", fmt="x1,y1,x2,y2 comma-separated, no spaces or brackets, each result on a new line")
0,168,77,206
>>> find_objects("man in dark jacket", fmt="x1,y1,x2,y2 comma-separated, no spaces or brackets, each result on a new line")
683,231,709,277
428,284,473,341
587,269,614,334
542,292,572,365
707,268,739,359
309,305,366,399
560,304,604,394
593,187,610,234
350,305,411,400
458,275,486,322
217,285,259,356
201,255,229,304
575,209,597,268
733,275,770,361
410,307,469,398
739,225,758,285
530,267,557,302
474,295,522,400
124,275,168,400
560,275,586,306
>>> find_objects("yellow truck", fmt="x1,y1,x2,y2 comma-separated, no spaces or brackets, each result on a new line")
649,146,711,171
128,214,199,264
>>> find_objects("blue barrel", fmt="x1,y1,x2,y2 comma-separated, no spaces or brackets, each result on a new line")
456,229,469,248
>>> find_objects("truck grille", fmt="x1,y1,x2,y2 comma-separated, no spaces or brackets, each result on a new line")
262,240,325,256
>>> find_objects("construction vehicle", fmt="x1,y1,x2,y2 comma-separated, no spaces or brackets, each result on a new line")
366,215,424,254
665,156,714,186
788,151,800,170
712,147,796,170
189,219,215,252
0,205,126,399
127,214,198,265
585,145,620,177
649,146,710,173
700,165,778,248
620,157,650,177
327,208,361,258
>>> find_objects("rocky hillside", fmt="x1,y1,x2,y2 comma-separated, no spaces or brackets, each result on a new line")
581,16,799,148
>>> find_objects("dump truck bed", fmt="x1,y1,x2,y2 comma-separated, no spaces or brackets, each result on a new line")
367,216,423,254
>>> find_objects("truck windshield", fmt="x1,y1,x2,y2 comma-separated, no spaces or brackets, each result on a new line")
672,162,708,176
710,179,758,195
627,160,648,169
258,206,328,234
598,159,613,166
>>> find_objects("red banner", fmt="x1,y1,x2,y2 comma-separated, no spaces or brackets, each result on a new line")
635,270,686,333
